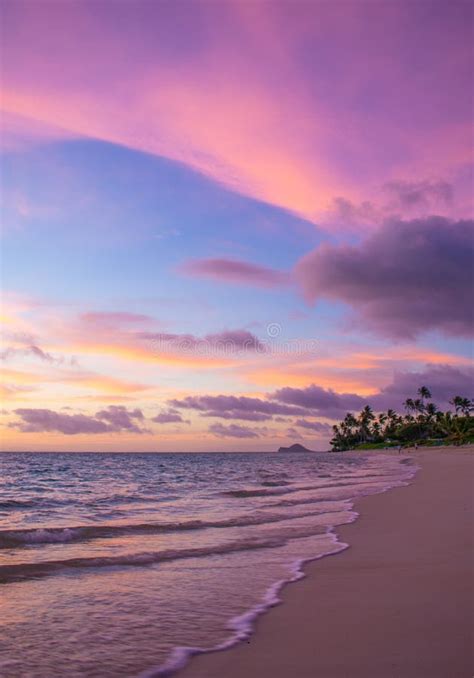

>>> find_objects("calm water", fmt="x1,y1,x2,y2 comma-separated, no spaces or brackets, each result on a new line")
0,451,416,677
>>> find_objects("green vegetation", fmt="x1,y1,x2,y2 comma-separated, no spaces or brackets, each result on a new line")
330,387,474,451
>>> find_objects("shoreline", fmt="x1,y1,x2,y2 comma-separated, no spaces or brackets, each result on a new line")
178,447,473,678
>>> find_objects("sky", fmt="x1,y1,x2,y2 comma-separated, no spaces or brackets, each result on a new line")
0,0,473,452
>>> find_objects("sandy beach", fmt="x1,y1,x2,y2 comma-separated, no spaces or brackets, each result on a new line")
180,447,473,678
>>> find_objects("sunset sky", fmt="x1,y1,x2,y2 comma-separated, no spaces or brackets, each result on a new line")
1,0,472,451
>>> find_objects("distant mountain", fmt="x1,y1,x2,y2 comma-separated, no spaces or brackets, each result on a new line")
277,443,315,453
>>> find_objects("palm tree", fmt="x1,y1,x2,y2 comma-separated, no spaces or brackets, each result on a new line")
330,390,472,452
386,409,399,425
460,397,473,416
413,398,425,418
383,409,399,438
404,398,415,418
417,386,432,406
436,412,473,445
425,402,438,422
358,405,375,442
450,396,464,415
343,412,357,431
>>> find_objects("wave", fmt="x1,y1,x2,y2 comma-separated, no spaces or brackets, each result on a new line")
0,507,334,549
138,531,349,677
140,461,419,677
0,531,328,584
222,475,403,499
222,487,292,498
0,493,179,513
0,496,72,510
260,480,292,487
0,499,37,510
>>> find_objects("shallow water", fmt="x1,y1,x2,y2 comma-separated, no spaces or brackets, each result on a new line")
0,451,416,677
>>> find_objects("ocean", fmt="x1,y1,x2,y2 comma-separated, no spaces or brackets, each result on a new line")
0,451,416,677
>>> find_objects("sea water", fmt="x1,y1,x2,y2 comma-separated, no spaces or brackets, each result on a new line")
0,451,416,677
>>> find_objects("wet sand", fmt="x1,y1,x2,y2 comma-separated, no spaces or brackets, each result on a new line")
180,447,473,678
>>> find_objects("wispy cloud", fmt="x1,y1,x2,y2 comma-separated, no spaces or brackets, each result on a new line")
294,419,332,434
209,422,261,438
179,258,288,288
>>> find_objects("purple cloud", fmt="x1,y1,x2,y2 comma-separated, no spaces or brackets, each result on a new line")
209,422,260,438
95,406,145,432
169,394,308,421
13,406,147,435
0,344,55,362
152,409,187,424
179,258,288,288
294,419,332,434
383,180,453,211
328,196,380,227
273,364,474,418
296,217,474,338
371,364,474,412
271,385,365,419
327,179,455,229
203,330,267,352
140,328,266,354
13,409,112,435
1,330,57,363
81,312,151,327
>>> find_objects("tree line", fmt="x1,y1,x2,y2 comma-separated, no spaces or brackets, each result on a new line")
330,387,474,451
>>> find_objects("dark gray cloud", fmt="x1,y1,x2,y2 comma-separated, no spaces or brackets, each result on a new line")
296,216,474,338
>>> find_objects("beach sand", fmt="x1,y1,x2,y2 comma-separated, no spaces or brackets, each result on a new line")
179,447,473,678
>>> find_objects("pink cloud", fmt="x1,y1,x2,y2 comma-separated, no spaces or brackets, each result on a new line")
80,312,152,327
179,258,288,287
2,2,471,224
